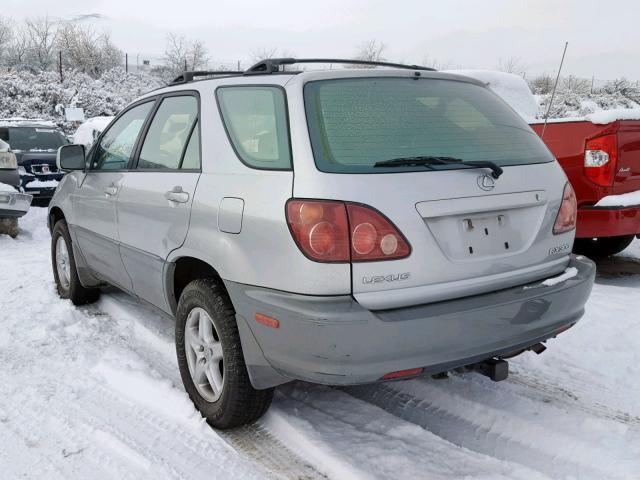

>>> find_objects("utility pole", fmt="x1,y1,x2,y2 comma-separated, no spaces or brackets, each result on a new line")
125,53,128,73
237,60,241,70
184,58,188,71
59,51,63,83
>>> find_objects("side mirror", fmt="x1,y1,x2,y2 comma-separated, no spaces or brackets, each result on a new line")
57,144,86,171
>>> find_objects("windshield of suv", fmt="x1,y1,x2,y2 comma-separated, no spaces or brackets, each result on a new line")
304,77,552,174
0,127,69,152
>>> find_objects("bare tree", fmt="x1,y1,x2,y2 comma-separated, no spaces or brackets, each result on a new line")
24,16,58,70
353,39,386,66
251,47,278,63
497,56,528,77
163,33,209,73
0,17,13,65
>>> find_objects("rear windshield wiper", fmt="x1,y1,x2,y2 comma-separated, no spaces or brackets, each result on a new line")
374,156,503,179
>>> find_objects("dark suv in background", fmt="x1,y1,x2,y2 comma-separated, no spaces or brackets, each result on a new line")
0,120,68,203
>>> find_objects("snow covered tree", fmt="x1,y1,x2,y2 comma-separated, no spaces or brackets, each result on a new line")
56,24,123,77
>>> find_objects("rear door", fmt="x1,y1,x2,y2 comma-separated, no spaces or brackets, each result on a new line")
73,100,155,291
117,93,201,312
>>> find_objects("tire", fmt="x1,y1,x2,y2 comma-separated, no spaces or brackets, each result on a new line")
0,218,18,238
175,278,274,429
51,220,100,305
573,235,635,258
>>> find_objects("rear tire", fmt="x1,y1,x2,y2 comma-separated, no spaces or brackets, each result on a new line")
51,220,100,305
175,278,274,429
573,235,635,258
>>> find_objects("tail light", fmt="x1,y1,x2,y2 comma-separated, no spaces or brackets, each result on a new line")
553,182,577,234
584,134,617,186
286,199,411,262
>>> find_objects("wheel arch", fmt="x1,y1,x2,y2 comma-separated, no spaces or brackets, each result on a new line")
166,255,224,315
48,206,66,232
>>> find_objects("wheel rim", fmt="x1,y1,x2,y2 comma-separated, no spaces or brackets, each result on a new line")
185,307,224,402
55,236,71,289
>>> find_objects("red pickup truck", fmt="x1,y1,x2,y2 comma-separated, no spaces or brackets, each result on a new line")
530,115,640,257
451,70,640,257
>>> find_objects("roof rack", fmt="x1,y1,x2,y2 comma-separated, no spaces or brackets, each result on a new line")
169,70,244,86
244,57,435,74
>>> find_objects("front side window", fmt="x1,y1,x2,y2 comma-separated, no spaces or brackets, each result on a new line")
0,127,68,152
91,101,153,170
304,77,553,174
217,86,291,170
138,96,199,170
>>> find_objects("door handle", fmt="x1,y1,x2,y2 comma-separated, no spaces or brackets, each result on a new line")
104,184,118,196
164,186,190,204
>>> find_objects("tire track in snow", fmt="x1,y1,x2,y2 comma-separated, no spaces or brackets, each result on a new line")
343,378,638,480
86,299,327,480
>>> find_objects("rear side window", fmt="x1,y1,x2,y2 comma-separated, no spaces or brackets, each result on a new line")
304,77,552,174
138,95,199,170
217,86,291,170
92,102,153,170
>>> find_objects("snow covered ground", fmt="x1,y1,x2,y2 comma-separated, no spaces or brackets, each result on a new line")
1,208,639,479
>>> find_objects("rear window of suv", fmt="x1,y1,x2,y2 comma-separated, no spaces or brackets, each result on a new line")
304,77,552,174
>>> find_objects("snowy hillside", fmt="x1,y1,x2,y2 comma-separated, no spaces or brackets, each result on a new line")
1,208,639,479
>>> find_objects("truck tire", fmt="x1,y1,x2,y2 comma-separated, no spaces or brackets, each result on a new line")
51,220,100,305
175,278,274,429
573,235,635,258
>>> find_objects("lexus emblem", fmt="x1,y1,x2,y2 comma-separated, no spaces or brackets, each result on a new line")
477,174,496,191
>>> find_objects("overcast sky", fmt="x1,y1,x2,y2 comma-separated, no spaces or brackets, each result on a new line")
3,0,639,80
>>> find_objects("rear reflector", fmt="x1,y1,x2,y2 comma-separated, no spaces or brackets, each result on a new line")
254,313,280,329
382,367,424,380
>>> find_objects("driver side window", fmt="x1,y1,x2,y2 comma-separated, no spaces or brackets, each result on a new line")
91,101,154,170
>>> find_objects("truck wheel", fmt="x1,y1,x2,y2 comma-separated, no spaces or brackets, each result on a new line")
51,220,100,305
175,278,273,429
0,218,18,238
573,235,635,258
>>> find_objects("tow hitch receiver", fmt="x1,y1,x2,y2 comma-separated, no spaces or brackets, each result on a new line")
474,358,509,382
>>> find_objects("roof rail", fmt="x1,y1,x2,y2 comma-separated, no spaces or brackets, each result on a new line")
169,70,244,86
244,58,435,74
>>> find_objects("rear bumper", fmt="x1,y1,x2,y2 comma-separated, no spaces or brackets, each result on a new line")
577,205,640,238
225,255,596,389
0,191,33,218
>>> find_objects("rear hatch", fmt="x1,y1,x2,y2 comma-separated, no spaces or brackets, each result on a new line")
292,72,572,310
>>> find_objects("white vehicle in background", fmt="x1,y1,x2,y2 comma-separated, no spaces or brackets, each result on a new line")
0,138,32,237
72,116,114,149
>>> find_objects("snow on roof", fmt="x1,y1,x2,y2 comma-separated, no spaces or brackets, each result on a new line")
585,108,640,125
444,69,538,120
0,118,58,128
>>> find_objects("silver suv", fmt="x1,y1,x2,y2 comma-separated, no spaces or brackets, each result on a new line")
50,59,595,429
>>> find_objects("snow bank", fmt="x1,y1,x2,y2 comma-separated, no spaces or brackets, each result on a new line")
595,189,640,207
73,116,114,147
585,108,640,125
445,69,538,120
